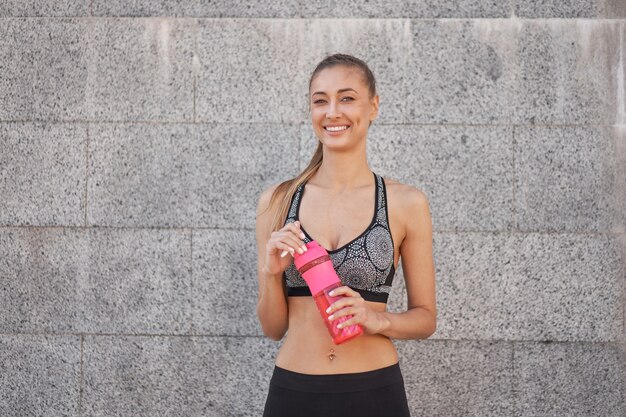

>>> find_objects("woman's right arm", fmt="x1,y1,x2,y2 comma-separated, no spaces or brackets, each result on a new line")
255,184,306,341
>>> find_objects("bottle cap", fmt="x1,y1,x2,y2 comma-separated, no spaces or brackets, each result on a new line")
293,241,341,295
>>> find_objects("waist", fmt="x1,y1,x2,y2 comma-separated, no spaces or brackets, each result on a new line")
276,326,398,374
270,362,404,393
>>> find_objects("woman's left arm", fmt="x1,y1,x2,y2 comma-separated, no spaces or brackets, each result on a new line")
327,187,437,340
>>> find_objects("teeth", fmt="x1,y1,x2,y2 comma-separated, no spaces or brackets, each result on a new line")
325,125,349,131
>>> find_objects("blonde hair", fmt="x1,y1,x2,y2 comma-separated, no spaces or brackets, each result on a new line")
264,53,377,232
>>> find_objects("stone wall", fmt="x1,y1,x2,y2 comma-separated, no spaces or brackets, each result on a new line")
0,1,624,416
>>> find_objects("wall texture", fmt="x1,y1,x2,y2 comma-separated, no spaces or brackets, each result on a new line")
0,1,625,416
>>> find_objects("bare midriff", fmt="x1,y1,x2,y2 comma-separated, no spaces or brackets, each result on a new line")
275,296,398,375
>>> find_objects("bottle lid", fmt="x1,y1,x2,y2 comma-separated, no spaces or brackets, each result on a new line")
293,241,341,294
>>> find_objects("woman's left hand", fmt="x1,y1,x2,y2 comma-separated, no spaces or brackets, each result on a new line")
325,286,389,335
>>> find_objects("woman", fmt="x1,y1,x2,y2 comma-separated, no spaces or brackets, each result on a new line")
255,53,436,417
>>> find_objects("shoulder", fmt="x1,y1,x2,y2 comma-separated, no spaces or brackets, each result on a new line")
256,181,287,218
382,176,430,215
382,176,432,244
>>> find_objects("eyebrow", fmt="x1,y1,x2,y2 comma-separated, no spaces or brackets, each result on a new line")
312,88,358,96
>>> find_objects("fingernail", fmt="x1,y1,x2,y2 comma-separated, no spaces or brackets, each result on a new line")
325,307,331,313
301,245,307,252
328,315,335,321
336,323,343,329
280,250,288,258
297,247,303,254
300,233,306,239
329,291,334,296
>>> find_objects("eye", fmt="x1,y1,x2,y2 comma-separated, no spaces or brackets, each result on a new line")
341,97,354,101
313,99,326,104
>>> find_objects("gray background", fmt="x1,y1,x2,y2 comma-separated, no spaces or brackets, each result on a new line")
0,1,625,416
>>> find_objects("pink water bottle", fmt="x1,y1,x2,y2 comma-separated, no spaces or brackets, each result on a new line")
293,240,363,344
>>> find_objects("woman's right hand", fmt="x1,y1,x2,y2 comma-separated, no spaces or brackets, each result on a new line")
263,220,308,276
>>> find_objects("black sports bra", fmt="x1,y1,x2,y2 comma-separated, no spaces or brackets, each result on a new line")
282,171,396,303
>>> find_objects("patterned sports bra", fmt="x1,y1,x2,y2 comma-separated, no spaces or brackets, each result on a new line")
282,171,396,303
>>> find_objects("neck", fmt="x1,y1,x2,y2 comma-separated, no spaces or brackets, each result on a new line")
313,146,372,190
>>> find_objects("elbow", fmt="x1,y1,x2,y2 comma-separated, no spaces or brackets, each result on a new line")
424,314,437,339
256,306,288,341
417,310,437,340
266,331,286,342
261,325,287,341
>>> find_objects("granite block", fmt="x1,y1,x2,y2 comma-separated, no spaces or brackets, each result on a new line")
403,0,513,18
93,0,300,17
396,339,515,416
0,18,89,121
300,19,409,124
77,228,193,334
193,229,262,335
83,335,278,417
507,233,624,342
428,232,519,341
0,122,87,226
196,19,309,124
618,125,626,232
407,19,517,124
0,228,86,333
513,342,626,416
88,123,196,226
614,22,626,233
90,0,513,18
515,126,620,233
0,334,81,417
515,0,626,18
407,231,623,342
302,0,513,18
386,263,408,314
299,123,318,172
366,124,515,232
0,227,192,334
85,18,194,122
0,0,90,16
515,20,620,125
88,123,298,228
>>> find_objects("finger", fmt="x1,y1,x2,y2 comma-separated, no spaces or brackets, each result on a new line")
284,222,306,241
272,234,306,255
336,316,358,329
270,240,296,257
277,229,306,251
328,286,359,298
326,297,354,314
328,306,358,321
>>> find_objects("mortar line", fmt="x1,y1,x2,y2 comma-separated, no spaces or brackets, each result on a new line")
84,124,90,227
78,334,84,417
0,332,622,343
404,19,410,125
190,229,194,334
0,17,625,21
0,224,624,236
297,124,302,172
0,120,619,128
512,126,517,231
193,18,198,124
511,340,518,415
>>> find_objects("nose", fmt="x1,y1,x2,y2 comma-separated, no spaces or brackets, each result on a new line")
326,100,342,119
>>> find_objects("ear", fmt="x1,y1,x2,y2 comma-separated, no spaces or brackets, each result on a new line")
369,94,379,123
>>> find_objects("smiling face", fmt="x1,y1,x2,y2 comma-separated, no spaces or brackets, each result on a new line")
309,65,379,151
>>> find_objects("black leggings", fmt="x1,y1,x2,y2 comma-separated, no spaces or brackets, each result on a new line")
262,362,411,417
